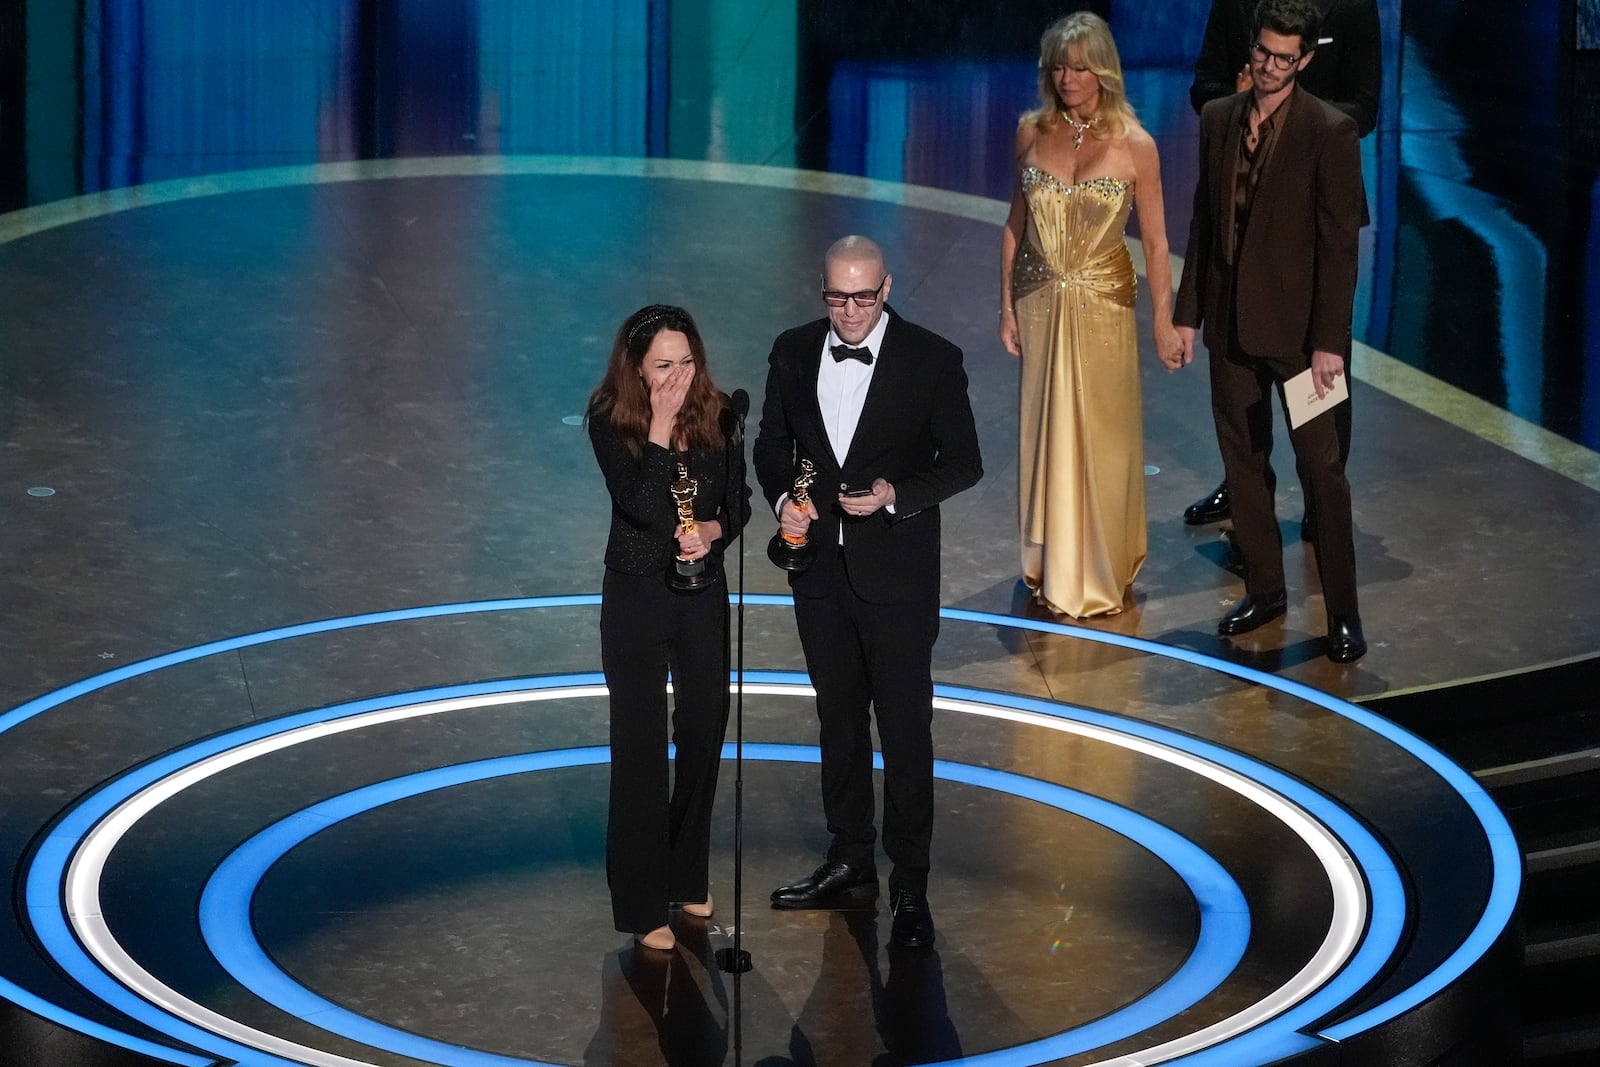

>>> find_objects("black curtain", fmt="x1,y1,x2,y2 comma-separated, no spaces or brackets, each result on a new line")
0,0,25,210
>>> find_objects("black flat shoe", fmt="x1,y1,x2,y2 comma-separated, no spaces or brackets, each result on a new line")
889,891,936,949
1184,482,1231,525
1326,613,1367,663
1218,591,1288,635
770,860,879,910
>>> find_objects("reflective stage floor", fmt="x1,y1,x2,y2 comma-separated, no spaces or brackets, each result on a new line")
0,164,1556,1065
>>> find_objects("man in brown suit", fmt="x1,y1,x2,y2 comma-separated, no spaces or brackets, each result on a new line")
1173,0,1367,663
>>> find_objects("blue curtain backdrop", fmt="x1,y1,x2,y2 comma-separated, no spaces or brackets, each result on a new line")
76,0,654,193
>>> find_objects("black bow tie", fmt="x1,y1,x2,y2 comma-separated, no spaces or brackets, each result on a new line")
831,344,873,365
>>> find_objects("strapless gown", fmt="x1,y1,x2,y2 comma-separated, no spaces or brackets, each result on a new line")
1011,166,1146,617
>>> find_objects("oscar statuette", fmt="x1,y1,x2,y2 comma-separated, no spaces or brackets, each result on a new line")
766,458,819,572
669,462,711,592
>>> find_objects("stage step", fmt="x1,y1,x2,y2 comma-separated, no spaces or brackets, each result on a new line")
1362,655,1600,1066
1522,1012,1600,1065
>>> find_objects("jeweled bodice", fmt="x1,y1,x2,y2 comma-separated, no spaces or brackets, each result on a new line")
1012,166,1137,307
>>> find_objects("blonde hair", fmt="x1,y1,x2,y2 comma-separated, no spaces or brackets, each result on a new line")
1022,12,1136,141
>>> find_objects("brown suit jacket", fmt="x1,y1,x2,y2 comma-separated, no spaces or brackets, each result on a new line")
1174,85,1365,362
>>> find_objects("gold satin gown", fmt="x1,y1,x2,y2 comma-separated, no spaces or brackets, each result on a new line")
1012,167,1146,617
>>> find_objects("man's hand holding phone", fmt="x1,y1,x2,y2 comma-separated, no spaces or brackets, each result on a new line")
838,478,895,516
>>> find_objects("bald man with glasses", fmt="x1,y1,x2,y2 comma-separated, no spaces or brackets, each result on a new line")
753,235,982,948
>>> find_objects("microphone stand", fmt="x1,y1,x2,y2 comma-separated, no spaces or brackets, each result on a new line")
717,393,753,983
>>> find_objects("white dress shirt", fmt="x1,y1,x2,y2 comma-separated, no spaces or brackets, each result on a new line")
773,313,893,538
817,311,888,472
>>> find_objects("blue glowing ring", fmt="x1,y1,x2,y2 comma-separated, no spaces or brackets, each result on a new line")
196,743,1247,1067
37,675,1359,1066
940,608,1520,1044
3,595,1518,1065
26,676,606,1067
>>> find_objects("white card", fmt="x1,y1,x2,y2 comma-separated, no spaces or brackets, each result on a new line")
1284,365,1350,429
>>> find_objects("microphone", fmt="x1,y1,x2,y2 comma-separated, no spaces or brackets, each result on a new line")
727,388,750,442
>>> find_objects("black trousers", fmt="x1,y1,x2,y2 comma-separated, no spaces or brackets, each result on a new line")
793,549,940,898
600,567,730,934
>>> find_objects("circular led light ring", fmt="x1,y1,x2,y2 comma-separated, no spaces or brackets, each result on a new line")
194,742,1248,1066
3,596,1515,1063
40,675,1370,1066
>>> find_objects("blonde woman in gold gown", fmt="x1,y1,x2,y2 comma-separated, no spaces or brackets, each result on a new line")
999,11,1186,618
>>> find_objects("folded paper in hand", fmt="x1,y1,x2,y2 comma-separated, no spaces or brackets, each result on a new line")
1284,365,1349,429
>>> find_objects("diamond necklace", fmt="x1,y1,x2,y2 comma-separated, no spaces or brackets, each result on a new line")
1061,111,1098,150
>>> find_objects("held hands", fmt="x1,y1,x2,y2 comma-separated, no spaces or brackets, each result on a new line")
1170,325,1197,372
675,519,721,561
838,478,895,517
1156,320,1189,371
1310,350,1345,399
999,307,1022,357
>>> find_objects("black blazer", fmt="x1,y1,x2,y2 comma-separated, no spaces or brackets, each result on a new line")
752,308,982,606
1174,86,1365,361
590,401,752,580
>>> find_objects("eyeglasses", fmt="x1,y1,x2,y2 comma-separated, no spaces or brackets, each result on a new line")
1250,41,1301,71
821,278,887,308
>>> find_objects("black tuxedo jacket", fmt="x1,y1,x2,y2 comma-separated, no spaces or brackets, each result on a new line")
1174,86,1365,362
752,308,981,606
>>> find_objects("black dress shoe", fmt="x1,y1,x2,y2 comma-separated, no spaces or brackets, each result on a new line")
1218,591,1288,635
770,860,879,910
1184,482,1232,525
1326,613,1367,663
889,891,936,949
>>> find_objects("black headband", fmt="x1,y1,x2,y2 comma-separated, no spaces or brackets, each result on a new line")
627,306,679,349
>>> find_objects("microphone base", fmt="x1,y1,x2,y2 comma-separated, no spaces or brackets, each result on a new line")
715,947,753,974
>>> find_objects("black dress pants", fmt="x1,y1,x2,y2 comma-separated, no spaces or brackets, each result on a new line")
792,549,940,898
600,567,730,934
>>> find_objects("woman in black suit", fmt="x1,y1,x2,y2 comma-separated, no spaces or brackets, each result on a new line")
587,304,751,951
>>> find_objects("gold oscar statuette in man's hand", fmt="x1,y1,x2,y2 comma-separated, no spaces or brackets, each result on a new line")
669,462,711,592
767,458,819,572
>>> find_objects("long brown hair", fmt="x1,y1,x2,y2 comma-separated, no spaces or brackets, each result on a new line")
586,304,726,453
